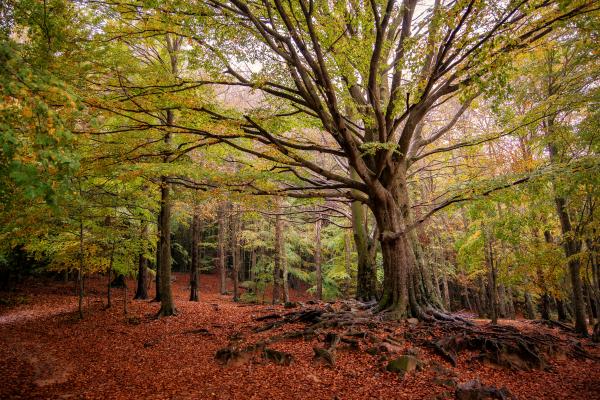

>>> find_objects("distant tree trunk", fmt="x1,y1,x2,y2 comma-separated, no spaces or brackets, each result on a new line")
282,245,289,304
476,276,487,318
250,248,256,283
124,279,128,315
153,209,162,302
217,204,227,295
556,297,568,322
524,291,536,319
498,283,507,318
231,205,240,302
273,202,284,304
506,286,515,319
484,227,498,324
107,243,115,308
134,223,149,300
442,272,451,311
343,232,352,297
189,213,200,302
78,215,84,319
315,216,323,301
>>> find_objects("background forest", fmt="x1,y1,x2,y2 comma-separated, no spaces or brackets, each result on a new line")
1,0,599,339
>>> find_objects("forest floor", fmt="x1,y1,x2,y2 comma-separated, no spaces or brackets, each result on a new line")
0,273,599,400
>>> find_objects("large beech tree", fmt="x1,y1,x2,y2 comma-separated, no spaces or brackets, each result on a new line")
159,0,592,317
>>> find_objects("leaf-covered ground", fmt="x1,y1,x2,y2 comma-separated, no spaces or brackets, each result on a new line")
1,274,598,400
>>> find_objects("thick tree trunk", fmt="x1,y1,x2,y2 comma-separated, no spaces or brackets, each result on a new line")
314,217,323,301
189,214,200,302
157,175,176,317
217,204,227,295
134,223,149,300
498,283,507,318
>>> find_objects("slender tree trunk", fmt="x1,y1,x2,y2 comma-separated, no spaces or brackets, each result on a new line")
124,279,128,315
442,272,451,310
107,243,115,308
314,216,323,301
273,202,284,304
484,227,498,324
506,286,515,319
498,283,507,318
189,213,200,301
217,204,227,295
231,205,240,302
134,223,149,300
78,216,84,319
545,115,587,335
153,209,162,302
344,231,352,297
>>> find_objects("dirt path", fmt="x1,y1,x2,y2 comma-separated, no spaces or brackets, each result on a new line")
0,274,599,400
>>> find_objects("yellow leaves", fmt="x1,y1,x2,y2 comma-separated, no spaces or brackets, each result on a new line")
22,106,33,118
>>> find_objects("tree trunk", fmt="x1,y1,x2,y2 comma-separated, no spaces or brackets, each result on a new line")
78,216,84,319
484,227,498,324
189,213,200,301
217,203,227,295
351,168,377,301
107,243,115,308
546,115,587,335
230,205,240,302
524,291,536,319
273,202,284,304
506,286,515,319
153,209,162,302
343,231,352,297
157,174,176,317
314,217,323,301
134,223,149,300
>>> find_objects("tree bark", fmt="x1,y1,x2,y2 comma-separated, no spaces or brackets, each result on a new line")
153,208,162,302
134,222,149,300
351,173,377,301
189,213,200,301
217,203,227,295
273,201,284,304
157,174,176,317
524,291,536,319
230,204,240,302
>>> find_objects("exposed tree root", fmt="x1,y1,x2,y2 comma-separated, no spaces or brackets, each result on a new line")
245,302,597,372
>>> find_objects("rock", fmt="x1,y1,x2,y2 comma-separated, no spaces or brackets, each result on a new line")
386,355,420,375
366,346,379,356
407,317,419,325
455,380,513,400
284,301,298,309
